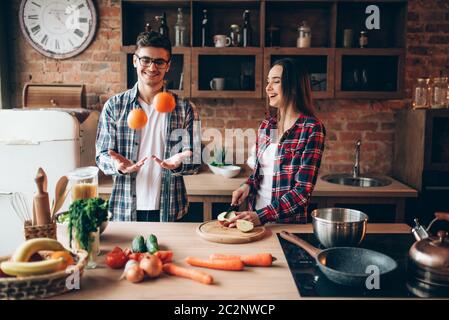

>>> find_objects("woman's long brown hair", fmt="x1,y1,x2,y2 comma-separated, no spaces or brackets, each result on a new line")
268,58,317,119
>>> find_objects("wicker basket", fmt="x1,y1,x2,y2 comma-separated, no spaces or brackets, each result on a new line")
0,250,88,300
24,220,57,240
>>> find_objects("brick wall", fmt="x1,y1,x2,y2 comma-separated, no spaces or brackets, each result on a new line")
5,0,449,175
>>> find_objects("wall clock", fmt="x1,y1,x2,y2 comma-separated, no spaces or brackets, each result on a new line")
19,0,98,59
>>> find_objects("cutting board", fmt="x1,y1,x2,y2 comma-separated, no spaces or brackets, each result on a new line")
196,220,266,244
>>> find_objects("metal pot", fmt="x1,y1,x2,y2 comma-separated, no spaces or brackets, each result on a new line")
311,208,368,248
409,212,449,291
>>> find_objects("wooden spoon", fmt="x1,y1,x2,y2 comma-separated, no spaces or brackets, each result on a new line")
51,176,69,219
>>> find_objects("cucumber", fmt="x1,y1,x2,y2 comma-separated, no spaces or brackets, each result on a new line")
146,234,159,254
132,235,147,253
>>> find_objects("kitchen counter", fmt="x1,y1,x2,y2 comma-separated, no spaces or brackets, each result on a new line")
53,222,410,300
99,173,417,222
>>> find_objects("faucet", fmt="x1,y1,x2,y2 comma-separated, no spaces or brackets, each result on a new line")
352,140,361,178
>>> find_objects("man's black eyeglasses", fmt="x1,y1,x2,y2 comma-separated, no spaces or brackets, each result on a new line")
134,54,169,69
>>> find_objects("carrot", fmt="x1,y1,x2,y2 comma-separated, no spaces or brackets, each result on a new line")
154,250,173,263
209,254,241,261
163,263,213,285
185,256,244,271
209,253,275,267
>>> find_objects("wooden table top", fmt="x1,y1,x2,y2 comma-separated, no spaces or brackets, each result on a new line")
53,222,411,300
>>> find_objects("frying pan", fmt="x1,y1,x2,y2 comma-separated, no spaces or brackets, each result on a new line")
280,231,398,287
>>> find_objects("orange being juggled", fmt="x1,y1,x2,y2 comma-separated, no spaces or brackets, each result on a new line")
153,92,176,113
127,108,148,130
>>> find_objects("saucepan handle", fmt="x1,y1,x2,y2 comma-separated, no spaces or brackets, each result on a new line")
279,231,321,258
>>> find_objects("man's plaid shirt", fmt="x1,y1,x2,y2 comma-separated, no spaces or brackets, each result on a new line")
96,83,200,221
246,114,325,224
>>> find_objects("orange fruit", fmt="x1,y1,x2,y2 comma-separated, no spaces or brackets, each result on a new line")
50,251,75,271
153,92,176,113
127,108,148,129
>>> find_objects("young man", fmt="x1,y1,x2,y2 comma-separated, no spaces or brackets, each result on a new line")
96,31,200,222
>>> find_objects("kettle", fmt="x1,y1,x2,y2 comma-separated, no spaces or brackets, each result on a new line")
409,212,449,288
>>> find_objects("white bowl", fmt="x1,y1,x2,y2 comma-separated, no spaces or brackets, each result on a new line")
208,164,241,178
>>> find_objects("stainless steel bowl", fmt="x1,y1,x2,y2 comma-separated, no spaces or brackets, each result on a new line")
311,208,368,248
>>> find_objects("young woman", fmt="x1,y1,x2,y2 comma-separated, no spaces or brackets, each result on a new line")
229,58,326,226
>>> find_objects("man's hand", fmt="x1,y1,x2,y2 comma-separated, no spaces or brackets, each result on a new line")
152,150,193,170
227,211,262,228
108,150,147,174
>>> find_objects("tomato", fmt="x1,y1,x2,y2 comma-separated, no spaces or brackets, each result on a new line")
123,247,132,257
106,250,128,269
111,246,123,253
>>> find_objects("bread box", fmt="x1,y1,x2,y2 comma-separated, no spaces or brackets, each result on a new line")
22,83,86,109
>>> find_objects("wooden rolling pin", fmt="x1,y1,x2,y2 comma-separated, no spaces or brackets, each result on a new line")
34,172,51,226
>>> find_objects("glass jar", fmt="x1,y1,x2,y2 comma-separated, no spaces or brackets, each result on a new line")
413,78,430,109
72,228,99,269
297,21,311,48
431,77,448,109
359,31,368,48
230,24,241,47
68,166,99,202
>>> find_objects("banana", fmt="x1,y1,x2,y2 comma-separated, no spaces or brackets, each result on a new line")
0,257,64,277
12,238,66,262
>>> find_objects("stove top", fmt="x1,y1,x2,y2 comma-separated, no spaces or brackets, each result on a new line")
277,233,448,298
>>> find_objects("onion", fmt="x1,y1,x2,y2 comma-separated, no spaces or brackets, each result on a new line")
118,260,139,281
125,265,144,283
139,255,163,278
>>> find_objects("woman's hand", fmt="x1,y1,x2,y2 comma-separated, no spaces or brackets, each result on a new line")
228,211,261,228
108,150,147,174
152,150,193,170
231,183,250,206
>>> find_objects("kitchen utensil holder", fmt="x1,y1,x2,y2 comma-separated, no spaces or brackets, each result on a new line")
23,220,57,240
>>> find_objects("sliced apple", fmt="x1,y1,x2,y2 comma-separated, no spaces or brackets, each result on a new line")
218,211,236,222
236,219,254,232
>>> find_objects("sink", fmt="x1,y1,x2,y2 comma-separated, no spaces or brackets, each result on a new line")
321,174,392,187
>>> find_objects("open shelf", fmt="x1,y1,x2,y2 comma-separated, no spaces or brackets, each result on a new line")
264,48,335,99
265,1,336,48
335,48,404,99
191,47,262,98
122,0,191,47
120,0,407,100
336,1,406,48
192,0,261,47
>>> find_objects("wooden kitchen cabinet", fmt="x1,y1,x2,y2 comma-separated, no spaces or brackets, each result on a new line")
393,109,449,223
120,0,407,99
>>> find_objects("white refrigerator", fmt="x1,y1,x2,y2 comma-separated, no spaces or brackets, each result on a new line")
0,108,99,255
